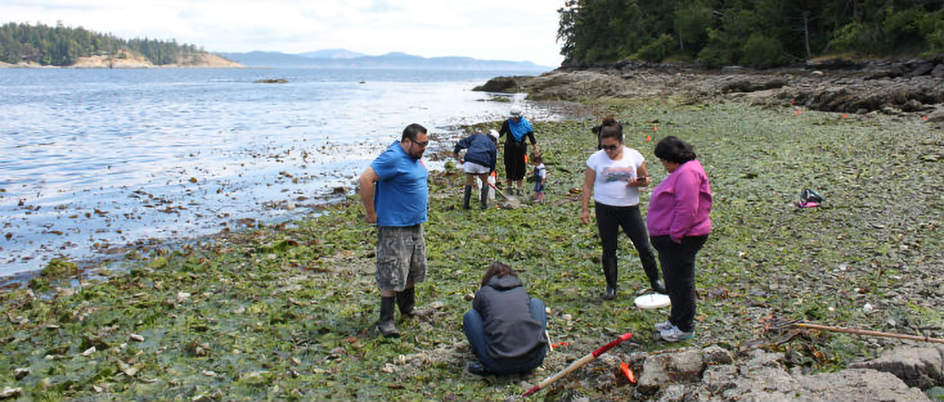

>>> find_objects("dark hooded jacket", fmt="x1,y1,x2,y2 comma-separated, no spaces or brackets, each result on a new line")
472,275,546,361
453,133,497,172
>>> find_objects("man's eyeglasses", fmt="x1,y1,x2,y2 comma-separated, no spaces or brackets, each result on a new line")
409,138,429,147
602,144,620,151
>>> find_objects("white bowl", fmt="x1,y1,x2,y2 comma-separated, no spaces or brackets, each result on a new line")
634,293,670,309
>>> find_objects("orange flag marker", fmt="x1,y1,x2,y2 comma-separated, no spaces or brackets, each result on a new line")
620,362,637,384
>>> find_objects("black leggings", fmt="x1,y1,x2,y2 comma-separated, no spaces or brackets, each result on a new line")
594,202,659,281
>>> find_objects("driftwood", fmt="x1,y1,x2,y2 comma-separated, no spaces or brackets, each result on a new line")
797,323,944,344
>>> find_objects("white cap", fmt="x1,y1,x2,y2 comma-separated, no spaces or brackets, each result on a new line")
487,129,500,140
510,105,522,117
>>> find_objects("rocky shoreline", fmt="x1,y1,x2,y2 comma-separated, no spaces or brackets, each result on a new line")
1,60,942,401
476,56,944,123
534,344,944,402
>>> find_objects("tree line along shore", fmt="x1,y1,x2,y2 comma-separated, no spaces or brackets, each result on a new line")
556,1,944,68
0,22,242,68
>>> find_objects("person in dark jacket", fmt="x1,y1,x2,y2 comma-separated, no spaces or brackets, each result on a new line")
453,130,499,210
463,262,547,375
498,105,539,195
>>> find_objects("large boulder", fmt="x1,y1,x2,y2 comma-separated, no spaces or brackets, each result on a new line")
471,76,523,93
909,61,937,77
932,64,944,79
927,109,944,123
719,76,787,93
636,349,705,393
849,346,944,390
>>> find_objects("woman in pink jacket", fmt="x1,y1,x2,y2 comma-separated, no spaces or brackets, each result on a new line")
647,136,712,342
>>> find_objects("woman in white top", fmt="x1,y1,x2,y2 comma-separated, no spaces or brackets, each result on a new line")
580,117,664,300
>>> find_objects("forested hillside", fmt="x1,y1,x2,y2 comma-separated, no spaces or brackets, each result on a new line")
0,22,208,66
557,0,944,67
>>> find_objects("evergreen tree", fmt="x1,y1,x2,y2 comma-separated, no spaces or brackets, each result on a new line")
556,0,944,67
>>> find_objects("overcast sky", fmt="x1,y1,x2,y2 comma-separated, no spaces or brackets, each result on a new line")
2,0,567,67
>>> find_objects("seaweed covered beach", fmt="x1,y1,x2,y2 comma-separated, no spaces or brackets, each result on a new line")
2,97,943,401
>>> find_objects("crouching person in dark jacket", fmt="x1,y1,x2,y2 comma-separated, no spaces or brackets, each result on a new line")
463,262,547,375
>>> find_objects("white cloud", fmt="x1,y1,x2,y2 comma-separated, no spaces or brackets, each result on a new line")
2,0,566,66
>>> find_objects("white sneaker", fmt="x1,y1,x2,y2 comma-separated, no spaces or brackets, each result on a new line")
654,321,673,331
660,325,695,342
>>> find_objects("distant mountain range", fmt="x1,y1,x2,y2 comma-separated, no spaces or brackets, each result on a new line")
218,49,552,71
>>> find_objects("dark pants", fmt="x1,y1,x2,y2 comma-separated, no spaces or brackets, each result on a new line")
503,141,528,181
594,202,659,282
651,235,708,333
463,298,547,375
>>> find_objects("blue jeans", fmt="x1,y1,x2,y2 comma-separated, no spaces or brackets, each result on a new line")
532,170,545,193
463,298,547,375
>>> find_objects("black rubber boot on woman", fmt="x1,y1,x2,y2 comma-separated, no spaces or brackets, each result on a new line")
649,278,667,294
602,259,618,300
462,185,472,210
643,264,667,294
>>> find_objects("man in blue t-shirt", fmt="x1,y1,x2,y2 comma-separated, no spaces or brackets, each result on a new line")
358,123,430,338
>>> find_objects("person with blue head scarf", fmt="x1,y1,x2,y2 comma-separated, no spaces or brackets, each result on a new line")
497,105,540,195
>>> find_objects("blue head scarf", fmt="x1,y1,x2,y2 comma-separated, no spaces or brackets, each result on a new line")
508,116,532,142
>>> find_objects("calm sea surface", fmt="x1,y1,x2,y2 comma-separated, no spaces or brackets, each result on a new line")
0,68,551,276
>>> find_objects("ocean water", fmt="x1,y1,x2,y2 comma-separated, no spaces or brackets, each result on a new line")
0,68,550,276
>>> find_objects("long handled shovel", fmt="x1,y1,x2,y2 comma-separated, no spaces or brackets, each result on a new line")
487,181,510,200
521,333,633,398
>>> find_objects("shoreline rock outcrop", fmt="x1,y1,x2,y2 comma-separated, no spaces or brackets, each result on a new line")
547,345,942,401
475,56,944,117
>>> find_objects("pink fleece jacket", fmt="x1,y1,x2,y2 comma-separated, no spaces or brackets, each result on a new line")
646,159,712,243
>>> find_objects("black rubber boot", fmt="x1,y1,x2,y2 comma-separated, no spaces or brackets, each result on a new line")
462,185,472,210
644,264,667,294
378,296,400,338
480,181,489,210
397,287,418,318
602,259,618,300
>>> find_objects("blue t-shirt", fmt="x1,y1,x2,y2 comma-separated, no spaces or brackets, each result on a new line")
371,141,429,226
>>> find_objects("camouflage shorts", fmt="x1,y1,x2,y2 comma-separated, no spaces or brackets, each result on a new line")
376,224,427,291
